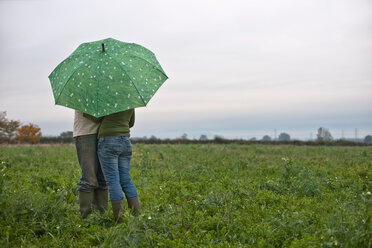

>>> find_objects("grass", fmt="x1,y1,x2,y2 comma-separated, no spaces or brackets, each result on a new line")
0,144,371,247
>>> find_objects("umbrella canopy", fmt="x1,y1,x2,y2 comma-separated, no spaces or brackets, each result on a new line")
48,38,168,117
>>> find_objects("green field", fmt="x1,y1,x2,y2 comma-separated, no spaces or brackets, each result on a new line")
0,144,371,247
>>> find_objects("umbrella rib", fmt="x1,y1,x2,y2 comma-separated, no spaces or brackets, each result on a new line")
126,54,168,79
109,56,148,106
54,55,97,106
117,42,167,77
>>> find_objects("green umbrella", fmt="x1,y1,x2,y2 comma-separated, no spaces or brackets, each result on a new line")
48,38,168,117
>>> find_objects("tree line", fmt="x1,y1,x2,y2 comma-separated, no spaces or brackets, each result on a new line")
1,111,371,145
129,134,372,146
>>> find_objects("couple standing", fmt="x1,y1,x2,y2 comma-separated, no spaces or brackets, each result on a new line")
73,109,140,223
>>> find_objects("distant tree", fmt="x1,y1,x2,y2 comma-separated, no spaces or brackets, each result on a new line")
0,111,21,143
60,131,73,138
0,112,5,143
181,133,188,140
249,137,257,141
278,133,290,141
214,135,225,143
262,135,271,141
16,123,42,144
149,135,157,140
364,135,372,144
2,120,21,142
317,127,333,141
199,134,208,141
0,111,5,123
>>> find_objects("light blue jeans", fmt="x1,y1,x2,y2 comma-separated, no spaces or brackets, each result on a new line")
97,136,138,202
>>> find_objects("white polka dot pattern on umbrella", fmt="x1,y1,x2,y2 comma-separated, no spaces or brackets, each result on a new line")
48,38,168,117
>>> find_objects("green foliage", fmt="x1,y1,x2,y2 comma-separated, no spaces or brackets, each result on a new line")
0,144,371,247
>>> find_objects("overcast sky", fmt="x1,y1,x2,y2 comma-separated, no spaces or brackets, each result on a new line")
0,0,371,140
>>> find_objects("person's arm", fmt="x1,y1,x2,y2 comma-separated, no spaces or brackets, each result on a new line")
83,113,102,123
129,110,135,128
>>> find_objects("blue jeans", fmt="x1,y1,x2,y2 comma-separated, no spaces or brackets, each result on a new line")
74,134,107,192
97,136,138,202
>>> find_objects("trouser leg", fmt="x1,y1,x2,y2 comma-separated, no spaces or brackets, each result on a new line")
118,137,140,215
75,134,108,217
97,138,125,202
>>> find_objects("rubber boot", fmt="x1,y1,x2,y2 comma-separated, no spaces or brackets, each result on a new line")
111,200,124,223
127,197,141,216
79,191,94,218
93,189,108,215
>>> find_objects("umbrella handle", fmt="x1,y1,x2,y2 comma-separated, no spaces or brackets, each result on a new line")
102,43,105,52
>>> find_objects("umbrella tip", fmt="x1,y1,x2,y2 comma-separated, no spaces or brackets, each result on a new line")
102,43,105,52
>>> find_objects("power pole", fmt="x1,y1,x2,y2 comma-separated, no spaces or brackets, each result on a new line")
274,129,277,141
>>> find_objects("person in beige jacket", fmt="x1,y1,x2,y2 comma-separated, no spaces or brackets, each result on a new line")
73,110,108,218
